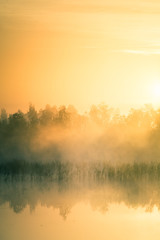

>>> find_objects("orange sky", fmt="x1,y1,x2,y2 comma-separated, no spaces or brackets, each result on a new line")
1,0,160,113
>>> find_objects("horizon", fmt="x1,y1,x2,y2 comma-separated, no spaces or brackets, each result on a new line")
1,102,160,116
2,1,160,239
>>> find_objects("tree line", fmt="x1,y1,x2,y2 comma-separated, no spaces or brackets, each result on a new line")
1,103,160,169
1,103,160,130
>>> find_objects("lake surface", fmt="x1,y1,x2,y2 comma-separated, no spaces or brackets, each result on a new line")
1,179,160,240
1,202,160,240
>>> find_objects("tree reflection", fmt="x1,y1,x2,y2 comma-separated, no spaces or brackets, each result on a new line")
1,166,160,218
2,104,160,217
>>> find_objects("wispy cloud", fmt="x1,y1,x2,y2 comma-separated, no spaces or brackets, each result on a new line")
1,0,160,17
114,49,160,55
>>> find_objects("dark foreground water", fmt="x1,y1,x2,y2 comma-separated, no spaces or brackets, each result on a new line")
1,164,160,240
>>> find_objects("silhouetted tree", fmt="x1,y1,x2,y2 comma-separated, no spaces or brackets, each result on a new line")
0,108,8,125
8,110,27,131
57,106,70,126
27,104,39,127
39,104,54,126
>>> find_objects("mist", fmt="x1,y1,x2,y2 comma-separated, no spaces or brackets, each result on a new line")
0,103,160,182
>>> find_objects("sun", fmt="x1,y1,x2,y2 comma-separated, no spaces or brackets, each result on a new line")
149,82,160,104
146,81,160,106
152,83,160,98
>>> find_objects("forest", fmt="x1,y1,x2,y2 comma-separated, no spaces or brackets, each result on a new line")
1,103,160,181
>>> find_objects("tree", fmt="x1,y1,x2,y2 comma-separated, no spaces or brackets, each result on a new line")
57,106,70,126
0,108,8,125
39,104,53,126
89,103,113,127
27,104,39,127
8,110,27,131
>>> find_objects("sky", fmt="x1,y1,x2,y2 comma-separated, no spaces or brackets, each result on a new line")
1,0,160,113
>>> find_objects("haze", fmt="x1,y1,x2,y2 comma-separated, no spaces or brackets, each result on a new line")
1,0,160,113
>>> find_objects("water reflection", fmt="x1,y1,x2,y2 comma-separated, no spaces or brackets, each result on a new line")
1,165,160,240
1,171,160,218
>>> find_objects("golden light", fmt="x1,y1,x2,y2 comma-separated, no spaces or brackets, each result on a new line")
145,79,160,107
152,82,160,98
147,81,160,105
151,82,160,103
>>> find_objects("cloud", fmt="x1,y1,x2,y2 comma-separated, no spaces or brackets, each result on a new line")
114,49,160,55
1,0,160,17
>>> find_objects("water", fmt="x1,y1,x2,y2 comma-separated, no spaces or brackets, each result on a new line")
2,105,160,239
1,202,160,240
1,178,160,240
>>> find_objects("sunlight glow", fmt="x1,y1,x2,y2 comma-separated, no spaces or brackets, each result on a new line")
151,82,160,100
